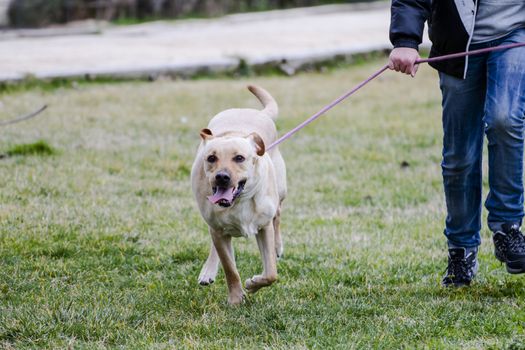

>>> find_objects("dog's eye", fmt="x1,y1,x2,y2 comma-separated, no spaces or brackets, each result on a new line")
207,155,217,163
233,155,245,163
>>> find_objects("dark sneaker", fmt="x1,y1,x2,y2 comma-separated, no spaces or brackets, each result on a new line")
493,223,525,274
442,248,479,287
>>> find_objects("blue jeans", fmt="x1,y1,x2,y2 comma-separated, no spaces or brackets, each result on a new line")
439,28,525,248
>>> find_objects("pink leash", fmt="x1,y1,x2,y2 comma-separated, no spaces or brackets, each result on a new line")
267,42,525,151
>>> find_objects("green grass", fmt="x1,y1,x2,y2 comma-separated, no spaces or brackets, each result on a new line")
4,140,55,158
1,60,525,349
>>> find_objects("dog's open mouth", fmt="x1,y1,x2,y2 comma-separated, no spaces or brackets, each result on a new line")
207,180,246,207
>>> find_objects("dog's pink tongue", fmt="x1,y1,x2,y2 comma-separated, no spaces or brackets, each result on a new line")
208,187,235,204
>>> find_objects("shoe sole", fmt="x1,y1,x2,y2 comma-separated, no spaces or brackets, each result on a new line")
506,263,525,274
494,251,525,274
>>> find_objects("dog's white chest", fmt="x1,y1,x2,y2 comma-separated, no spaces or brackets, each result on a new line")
223,220,259,237
211,199,275,238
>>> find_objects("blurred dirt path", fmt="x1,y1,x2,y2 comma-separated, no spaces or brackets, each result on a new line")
0,3,429,81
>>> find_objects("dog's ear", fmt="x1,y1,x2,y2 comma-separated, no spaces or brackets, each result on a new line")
200,128,213,141
247,132,265,156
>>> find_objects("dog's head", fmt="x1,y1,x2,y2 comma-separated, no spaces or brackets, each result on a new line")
199,128,265,207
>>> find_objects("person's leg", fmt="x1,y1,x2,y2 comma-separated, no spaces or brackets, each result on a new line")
484,29,525,231
484,28,525,273
439,52,487,249
439,54,487,286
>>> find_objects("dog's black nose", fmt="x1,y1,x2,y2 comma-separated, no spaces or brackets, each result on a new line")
215,172,230,186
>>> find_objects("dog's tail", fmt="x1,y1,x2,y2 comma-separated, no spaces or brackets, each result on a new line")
247,85,278,120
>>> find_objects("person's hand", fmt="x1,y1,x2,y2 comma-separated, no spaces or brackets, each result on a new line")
388,47,420,77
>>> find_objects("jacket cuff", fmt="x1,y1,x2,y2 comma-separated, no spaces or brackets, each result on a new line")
392,39,419,51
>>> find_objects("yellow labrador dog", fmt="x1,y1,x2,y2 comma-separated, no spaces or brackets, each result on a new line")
191,85,287,305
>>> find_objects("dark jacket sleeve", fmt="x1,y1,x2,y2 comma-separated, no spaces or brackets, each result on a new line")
389,0,431,50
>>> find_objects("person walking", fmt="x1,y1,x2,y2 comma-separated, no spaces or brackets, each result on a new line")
388,0,525,286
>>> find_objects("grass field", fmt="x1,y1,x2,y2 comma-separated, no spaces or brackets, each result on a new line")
1,60,525,349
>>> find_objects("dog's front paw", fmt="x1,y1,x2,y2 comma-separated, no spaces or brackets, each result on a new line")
227,290,246,306
198,276,215,286
198,267,217,286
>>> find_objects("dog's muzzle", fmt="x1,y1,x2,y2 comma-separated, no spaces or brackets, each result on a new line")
207,180,246,207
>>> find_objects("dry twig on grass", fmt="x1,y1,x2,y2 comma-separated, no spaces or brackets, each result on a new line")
0,105,48,127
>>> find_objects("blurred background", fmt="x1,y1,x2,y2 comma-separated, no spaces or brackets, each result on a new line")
3,0,378,28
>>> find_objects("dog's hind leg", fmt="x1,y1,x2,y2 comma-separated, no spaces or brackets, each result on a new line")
211,233,245,305
245,223,277,293
198,238,220,286
273,205,283,259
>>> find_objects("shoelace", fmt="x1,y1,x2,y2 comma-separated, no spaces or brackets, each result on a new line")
507,229,525,253
445,257,471,281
